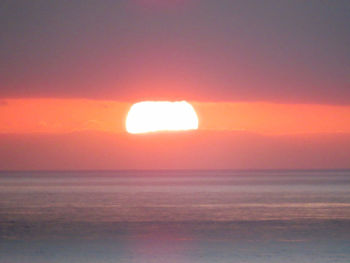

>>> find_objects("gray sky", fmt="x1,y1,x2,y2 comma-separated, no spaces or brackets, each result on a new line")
1,0,349,103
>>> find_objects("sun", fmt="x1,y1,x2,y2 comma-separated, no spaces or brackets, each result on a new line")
126,101,199,134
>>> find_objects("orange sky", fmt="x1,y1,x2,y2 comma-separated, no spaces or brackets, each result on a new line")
1,98,350,170
1,1,349,171
1,99,350,135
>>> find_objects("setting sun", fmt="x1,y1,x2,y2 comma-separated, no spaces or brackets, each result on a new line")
126,101,199,134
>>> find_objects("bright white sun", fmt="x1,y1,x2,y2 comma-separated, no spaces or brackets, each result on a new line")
126,101,199,134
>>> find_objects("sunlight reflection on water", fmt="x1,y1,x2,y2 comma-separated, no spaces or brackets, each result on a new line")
1,170,350,262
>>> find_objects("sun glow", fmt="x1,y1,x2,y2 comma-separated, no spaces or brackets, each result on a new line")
126,101,199,134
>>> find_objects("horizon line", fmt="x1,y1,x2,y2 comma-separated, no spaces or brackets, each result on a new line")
1,169,350,173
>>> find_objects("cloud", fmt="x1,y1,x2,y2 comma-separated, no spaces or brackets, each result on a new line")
0,131,350,170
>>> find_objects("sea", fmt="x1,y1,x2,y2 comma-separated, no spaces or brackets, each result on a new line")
1,170,350,263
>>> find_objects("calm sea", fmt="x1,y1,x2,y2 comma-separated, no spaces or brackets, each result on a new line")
1,170,350,263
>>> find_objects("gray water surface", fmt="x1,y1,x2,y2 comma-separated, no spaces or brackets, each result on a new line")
1,170,350,262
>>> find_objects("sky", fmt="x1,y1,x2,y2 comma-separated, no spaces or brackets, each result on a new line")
0,0,349,170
